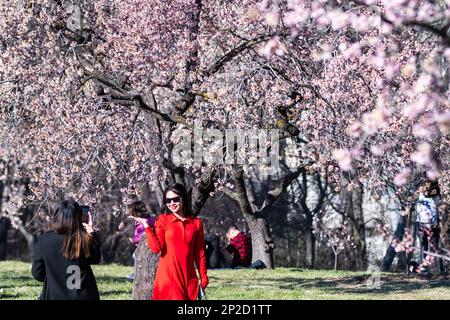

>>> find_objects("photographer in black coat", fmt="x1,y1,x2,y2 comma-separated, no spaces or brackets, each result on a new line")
32,200,101,300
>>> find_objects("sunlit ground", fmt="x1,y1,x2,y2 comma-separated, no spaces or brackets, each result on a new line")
1,261,449,300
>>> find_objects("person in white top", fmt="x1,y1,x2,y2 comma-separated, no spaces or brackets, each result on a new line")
415,179,442,273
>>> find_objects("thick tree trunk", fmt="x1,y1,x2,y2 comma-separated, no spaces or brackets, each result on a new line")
305,230,316,269
247,216,274,269
381,214,407,271
231,167,275,269
352,182,367,270
132,236,159,300
17,223,35,260
305,214,315,269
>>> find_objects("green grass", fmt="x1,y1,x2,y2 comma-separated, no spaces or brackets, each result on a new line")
1,261,449,300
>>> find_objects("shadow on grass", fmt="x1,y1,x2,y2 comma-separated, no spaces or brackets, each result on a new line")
96,275,133,283
0,283,41,289
0,293,21,299
100,289,131,296
257,274,450,295
214,272,450,297
0,275,35,280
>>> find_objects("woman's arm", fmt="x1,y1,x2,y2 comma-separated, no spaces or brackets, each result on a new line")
87,232,102,265
31,237,46,282
144,215,165,254
194,219,208,289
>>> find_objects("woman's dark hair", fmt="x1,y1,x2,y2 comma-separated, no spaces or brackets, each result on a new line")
128,200,149,218
419,179,441,197
162,183,193,217
53,200,92,260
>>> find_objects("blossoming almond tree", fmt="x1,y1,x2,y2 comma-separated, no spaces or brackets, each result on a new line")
257,0,449,269
0,0,448,287
1,0,311,289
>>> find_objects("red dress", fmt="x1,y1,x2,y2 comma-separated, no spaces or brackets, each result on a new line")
144,213,208,300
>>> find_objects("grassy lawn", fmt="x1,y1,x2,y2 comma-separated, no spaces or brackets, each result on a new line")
1,261,449,300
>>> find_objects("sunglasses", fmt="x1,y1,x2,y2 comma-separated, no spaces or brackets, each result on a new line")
165,196,181,204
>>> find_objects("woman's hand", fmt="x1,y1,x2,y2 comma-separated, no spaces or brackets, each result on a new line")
132,216,149,228
201,274,209,290
83,212,94,234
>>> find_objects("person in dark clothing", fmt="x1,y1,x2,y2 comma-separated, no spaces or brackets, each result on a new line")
204,233,221,269
32,200,101,300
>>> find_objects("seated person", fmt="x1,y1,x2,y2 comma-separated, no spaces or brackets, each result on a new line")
224,226,252,268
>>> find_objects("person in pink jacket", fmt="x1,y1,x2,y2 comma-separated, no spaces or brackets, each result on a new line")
127,201,155,280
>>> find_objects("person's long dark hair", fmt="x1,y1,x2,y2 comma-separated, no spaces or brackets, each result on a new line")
162,183,193,217
53,200,92,260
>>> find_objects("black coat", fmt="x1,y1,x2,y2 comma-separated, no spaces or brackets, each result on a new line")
31,231,101,300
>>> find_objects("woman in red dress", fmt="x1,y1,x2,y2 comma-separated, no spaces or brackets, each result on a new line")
133,183,208,300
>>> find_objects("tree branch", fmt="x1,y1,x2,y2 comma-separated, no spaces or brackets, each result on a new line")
258,161,314,217
206,34,274,77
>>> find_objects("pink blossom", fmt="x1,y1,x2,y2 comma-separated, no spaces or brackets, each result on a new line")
332,149,353,171
284,11,300,27
434,111,450,134
393,168,411,186
384,63,399,80
410,143,433,166
265,11,280,27
347,122,363,138
412,116,438,139
370,145,384,156
403,95,432,119
426,169,439,181
362,108,388,135
328,9,349,31
261,36,284,58
342,43,361,59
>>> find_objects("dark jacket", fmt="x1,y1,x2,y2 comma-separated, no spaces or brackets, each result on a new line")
31,231,101,300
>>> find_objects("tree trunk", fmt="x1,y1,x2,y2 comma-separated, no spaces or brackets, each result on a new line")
17,223,35,260
296,231,302,267
334,253,338,271
191,167,215,215
0,217,10,261
132,236,159,300
381,214,407,271
0,181,8,261
352,182,367,270
231,168,275,269
286,230,291,266
305,214,315,269
247,216,274,269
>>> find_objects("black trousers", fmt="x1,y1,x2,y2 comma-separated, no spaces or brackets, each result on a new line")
417,223,444,272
